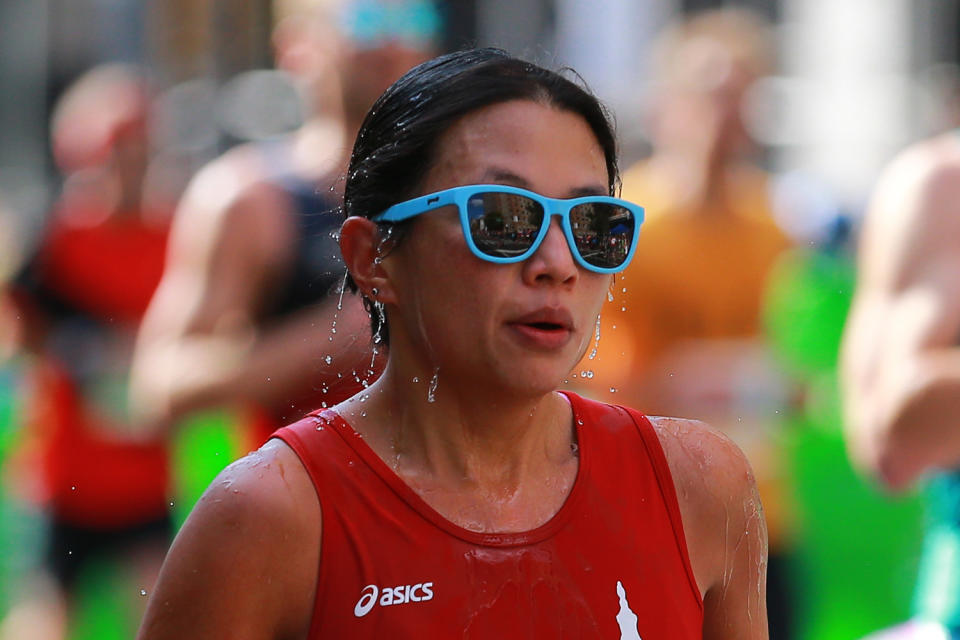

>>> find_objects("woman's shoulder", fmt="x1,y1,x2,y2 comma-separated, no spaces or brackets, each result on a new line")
139,439,321,637
178,438,321,575
646,416,764,595
647,415,758,513
201,438,318,524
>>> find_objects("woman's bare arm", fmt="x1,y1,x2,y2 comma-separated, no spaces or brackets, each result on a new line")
841,136,960,490
137,440,320,640
654,416,769,639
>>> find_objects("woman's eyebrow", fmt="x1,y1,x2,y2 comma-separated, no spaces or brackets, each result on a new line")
567,185,608,198
480,169,608,198
480,168,531,188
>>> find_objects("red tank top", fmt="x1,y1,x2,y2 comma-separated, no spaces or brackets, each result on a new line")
273,391,703,639
23,211,170,527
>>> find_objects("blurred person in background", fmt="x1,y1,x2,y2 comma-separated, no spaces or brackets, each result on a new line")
0,64,175,640
576,8,795,638
129,0,440,440
842,129,960,639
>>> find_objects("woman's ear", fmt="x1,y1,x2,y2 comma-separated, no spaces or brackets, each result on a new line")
340,216,397,304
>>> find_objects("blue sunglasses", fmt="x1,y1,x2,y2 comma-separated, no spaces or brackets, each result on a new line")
373,185,644,273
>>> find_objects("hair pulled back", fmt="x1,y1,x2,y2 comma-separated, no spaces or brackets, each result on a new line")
342,47,620,344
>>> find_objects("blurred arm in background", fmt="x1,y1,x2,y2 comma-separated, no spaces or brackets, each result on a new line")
841,133,960,492
128,147,373,430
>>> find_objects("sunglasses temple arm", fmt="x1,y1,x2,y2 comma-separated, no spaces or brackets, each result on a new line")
378,191,459,222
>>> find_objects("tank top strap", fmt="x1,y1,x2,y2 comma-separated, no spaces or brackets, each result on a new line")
620,405,698,598
562,393,700,608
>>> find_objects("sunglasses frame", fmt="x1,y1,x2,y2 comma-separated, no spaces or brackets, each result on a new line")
373,184,644,274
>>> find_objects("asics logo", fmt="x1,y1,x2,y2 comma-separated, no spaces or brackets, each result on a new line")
353,582,434,617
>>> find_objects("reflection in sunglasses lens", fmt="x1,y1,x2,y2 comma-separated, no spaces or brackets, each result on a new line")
467,193,543,258
570,203,634,269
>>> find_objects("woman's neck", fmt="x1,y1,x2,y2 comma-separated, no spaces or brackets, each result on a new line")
336,365,578,530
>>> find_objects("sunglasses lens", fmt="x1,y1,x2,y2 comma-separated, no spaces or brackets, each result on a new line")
569,202,636,269
466,192,543,258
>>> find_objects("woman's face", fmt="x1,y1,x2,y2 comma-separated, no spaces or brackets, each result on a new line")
382,99,613,397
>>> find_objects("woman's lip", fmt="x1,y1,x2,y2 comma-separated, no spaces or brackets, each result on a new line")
506,322,574,350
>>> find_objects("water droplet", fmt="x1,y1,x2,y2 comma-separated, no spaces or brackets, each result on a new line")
317,424,325,431
139,589,148,597
359,393,370,403
169,501,175,507
321,401,328,408
587,314,602,360
609,387,617,393
324,355,333,365
582,370,595,379
71,486,76,491
427,368,440,403
621,287,627,293
607,290,614,302
360,411,367,417
412,376,419,383
348,460,356,467
371,287,379,296
620,306,626,312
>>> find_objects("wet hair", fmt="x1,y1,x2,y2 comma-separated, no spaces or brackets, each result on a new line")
343,47,621,345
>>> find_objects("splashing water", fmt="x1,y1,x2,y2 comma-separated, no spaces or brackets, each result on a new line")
327,270,349,343
427,368,440,403
587,314,602,360
336,271,349,311
372,302,386,344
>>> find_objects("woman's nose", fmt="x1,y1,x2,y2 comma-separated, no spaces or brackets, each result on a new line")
523,217,578,285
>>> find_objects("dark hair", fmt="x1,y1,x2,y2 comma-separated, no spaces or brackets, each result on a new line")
343,47,621,344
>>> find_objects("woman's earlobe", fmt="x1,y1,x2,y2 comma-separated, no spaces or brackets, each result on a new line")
340,217,396,303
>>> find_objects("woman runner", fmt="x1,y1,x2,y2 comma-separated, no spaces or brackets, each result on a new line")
138,48,768,640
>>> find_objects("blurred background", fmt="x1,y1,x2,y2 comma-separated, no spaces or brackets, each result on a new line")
2,0,959,638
